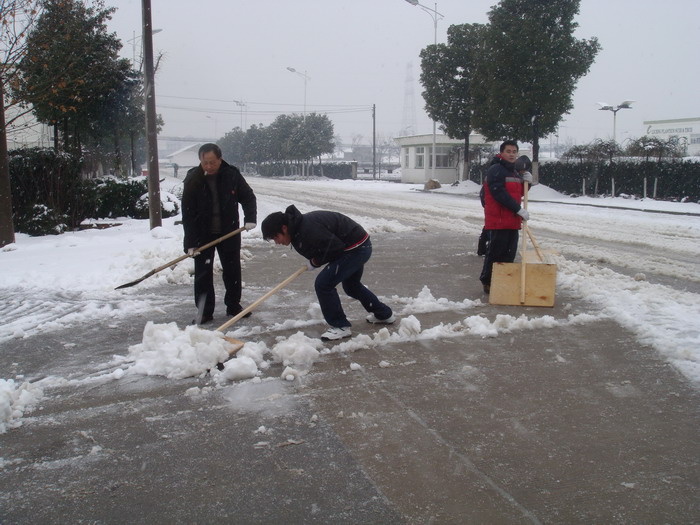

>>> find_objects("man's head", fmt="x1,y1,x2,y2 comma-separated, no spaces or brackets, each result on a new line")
198,143,223,175
499,140,519,164
261,212,292,245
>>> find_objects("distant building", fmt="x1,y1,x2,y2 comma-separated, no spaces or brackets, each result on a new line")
394,133,493,184
166,143,202,174
643,117,700,156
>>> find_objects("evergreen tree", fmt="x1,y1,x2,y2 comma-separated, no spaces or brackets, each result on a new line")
14,0,134,157
472,0,600,163
420,23,486,180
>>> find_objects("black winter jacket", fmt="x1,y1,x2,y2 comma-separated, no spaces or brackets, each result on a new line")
284,205,368,266
181,161,256,252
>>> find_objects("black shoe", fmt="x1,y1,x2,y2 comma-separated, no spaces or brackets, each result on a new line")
227,307,252,318
482,284,490,294
192,314,214,326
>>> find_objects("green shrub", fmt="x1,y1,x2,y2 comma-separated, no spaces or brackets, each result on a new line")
14,204,69,236
10,148,180,235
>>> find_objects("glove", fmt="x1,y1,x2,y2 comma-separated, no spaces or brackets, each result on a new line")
516,208,530,221
306,260,318,271
244,222,256,231
187,248,197,256
522,171,533,184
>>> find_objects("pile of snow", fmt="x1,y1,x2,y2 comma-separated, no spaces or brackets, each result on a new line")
116,322,233,380
397,285,480,314
0,378,45,434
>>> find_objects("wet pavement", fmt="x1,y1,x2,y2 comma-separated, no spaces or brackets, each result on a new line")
1,229,699,524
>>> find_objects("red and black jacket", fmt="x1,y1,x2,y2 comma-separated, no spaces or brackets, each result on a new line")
482,155,525,230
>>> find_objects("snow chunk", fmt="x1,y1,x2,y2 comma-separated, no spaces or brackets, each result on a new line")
0,378,45,434
281,366,302,381
398,315,421,337
216,355,259,382
271,332,324,368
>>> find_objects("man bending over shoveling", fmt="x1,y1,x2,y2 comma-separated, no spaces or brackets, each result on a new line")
261,205,394,341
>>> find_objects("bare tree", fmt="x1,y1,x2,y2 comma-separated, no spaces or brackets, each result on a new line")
0,0,42,246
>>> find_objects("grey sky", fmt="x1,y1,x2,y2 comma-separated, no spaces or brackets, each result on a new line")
107,0,700,147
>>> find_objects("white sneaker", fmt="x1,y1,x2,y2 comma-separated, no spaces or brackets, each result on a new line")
366,313,396,324
321,327,352,341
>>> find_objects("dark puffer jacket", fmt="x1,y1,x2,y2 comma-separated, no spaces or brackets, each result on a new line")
181,161,256,251
284,205,368,266
482,155,524,230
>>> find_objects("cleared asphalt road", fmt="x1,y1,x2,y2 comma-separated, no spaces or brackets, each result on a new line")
1,229,699,524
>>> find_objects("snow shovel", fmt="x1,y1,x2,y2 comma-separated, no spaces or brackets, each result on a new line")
115,227,246,289
489,183,557,307
214,265,309,362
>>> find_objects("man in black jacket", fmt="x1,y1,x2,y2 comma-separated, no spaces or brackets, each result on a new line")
181,143,256,324
261,205,394,341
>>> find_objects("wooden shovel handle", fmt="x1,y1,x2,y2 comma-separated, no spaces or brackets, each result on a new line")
520,182,529,304
215,265,309,333
524,225,545,262
115,227,246,289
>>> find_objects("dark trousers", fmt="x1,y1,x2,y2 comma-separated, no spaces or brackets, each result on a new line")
477,227,489,256
479,229,519,285
193,234,242,317
314,239,392,328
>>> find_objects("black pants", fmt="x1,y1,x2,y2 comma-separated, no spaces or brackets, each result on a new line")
193,234,242,317
477,228,489,256
479,229,519,285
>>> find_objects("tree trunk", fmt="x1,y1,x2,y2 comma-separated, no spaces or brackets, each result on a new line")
130,131,137,175
114,131,121,176
463,132,471,182
0,82,16,247
531,118,540,182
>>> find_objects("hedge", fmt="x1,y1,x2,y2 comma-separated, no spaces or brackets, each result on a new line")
9,148,178,236
469,160,700,202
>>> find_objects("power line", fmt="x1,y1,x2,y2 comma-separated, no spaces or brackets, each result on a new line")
156,104,372,116
158,94,370,110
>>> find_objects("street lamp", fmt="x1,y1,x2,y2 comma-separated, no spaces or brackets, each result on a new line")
597,100,634,143
233,99,247,130
405,0,443,181
286,67,310,121
205,115,217,138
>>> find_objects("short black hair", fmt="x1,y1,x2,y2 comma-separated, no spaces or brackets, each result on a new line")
500,140,519,152
261,212,287,241
198,143,222,159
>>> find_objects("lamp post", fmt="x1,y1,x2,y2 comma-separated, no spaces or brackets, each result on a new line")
205,115,218,138
286,67,309,121
597,100,634,143
404,0,443,181
233,99,247,130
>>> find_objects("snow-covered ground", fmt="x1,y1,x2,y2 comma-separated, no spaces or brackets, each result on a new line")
1,175,699,433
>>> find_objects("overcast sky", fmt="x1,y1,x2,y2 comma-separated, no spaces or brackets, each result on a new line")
106,0,700,147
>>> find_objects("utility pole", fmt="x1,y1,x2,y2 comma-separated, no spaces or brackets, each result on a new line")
372,104,376,180
142,0,161,229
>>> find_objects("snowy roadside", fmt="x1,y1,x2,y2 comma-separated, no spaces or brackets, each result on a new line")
1,175,699,434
